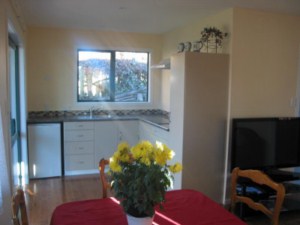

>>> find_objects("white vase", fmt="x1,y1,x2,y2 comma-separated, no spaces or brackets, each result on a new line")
126,214,153,225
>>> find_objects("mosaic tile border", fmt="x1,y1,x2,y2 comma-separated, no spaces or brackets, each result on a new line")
28,109,169,119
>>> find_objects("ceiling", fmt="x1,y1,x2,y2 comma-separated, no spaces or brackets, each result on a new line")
21,0,300,34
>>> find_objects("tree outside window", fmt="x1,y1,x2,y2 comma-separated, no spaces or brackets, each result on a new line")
77,50,149,102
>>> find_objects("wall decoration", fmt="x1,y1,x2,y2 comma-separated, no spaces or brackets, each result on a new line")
191,41,203,52
176,27,228,54
184,42,192,52
177,43,185,53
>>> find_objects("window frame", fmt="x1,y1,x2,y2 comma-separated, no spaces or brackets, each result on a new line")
77,49,150,103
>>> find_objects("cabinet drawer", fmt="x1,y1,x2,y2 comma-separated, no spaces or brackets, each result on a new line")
64,122,94,130
64,130,94,141
65,154,95,170
64,141,94,155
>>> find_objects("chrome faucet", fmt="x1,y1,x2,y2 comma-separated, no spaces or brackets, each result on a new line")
89,106,95,118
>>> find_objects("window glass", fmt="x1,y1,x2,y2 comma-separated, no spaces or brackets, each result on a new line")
78,51,111,101
78,50,149,102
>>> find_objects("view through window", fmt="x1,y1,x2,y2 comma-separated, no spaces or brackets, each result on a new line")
78,50,149,102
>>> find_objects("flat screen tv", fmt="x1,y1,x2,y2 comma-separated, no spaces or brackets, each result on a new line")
231,117,300,170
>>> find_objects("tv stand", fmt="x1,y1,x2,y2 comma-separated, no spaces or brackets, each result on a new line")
265,168,300,182
235,168,300,218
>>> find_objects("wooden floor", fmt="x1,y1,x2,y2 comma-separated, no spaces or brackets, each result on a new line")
25,174,300,225
25,174,102,225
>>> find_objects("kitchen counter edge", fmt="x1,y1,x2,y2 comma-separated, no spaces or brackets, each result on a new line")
27,115,170,131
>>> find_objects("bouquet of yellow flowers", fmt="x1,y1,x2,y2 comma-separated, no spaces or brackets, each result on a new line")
109,141,182,217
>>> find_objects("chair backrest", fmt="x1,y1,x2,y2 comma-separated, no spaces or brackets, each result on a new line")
99,158,110,198
231,167,285,225
12,188,29,225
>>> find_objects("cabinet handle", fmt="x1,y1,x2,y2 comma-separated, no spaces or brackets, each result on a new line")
78,161,84,164
78,125,84,128
78,147,84,150
77,134,84,138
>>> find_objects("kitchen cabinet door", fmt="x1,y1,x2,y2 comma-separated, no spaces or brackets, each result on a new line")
139,121,170,145
28,123,62,178
170,52,229,201
115,120,139,146
94,121,118,167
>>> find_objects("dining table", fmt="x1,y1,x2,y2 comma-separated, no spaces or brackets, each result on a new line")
50,189,247,225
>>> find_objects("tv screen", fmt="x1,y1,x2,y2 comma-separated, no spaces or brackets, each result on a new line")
231,118,300,170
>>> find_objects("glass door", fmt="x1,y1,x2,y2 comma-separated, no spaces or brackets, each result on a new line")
9,38,21,187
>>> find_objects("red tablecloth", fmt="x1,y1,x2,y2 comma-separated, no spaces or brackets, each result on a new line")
50,189,246,225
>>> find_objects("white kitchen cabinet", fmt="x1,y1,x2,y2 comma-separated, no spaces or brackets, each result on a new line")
94,121,118,167
94,120,139,166
63,121,95,175
139,121,169,145
28,123,62,178
64,121,94,130
64,141,94,155
63,120,139,175
170,52,229,202
65,154,95,171
116,120,139,146
64,130,94,142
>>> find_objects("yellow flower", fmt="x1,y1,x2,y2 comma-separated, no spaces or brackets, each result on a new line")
169,162,183,173
116,142,131,162
162,144,174,160
131,141,154,165
109,157,122,172
112,151,120,161
140,156,151,166
117,142,130,152
154,142,174,166
154,149,167,166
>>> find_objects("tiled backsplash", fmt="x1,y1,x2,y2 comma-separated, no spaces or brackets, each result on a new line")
28,109,169,119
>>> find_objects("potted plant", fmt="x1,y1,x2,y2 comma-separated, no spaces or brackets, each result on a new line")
109,141,182,225
200,27,228,53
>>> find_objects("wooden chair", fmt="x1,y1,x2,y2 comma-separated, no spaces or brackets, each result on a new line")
231,167,285,225
99,158,111,198
11,188,29,225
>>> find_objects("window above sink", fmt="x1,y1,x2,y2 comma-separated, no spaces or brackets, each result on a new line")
77,50,149,103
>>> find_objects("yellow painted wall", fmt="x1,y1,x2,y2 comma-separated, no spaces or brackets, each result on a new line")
160,8,300,117
161,9,233,111
27,27,163,111
161,7,300,204
230,8,300,117
224,8,300,204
